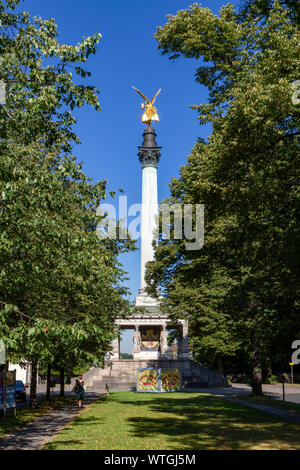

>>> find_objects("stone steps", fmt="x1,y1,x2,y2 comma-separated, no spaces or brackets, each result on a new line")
92,380,136,391
84,359,227,389
97,376,135,383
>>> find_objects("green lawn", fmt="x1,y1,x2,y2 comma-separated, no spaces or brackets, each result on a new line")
43,391,300,450
0,396,74,438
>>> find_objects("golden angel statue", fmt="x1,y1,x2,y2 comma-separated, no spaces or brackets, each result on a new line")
132,86,161,126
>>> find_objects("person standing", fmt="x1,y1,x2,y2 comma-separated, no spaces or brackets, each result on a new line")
74,374,86,409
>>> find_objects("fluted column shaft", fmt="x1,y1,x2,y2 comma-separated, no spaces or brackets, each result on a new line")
140,166,158,291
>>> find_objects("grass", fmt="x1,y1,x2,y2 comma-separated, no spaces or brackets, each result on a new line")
234,394,300,415
0,396,74,438
43,391,300,450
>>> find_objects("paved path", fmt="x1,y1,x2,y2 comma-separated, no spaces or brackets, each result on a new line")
187,383,300,403
230,383,300,404
221,395,300,424
259,384,300,404
0,392,103,450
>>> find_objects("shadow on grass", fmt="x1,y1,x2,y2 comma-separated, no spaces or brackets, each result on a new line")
43,413,105,450
114,393,300,450
45,439,85,450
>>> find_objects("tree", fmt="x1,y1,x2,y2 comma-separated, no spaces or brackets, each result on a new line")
0,0,134,406
146,1,300,393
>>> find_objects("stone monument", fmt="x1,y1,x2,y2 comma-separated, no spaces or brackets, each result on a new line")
84,88,226,390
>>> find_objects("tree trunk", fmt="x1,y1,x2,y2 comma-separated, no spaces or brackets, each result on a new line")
46,364,51,401
59,367,65,397
29,361,38,409
252,351,263,396
217,353,224,377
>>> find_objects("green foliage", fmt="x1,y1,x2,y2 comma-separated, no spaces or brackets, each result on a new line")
119,353,133,359
0,0,101,154
265,375,279,384
240,0,300,25
0,0,135,381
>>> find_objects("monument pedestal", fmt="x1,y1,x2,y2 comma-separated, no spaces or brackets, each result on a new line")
84,357,227,391
135,289,158,307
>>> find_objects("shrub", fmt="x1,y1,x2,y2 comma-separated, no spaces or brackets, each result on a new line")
265,375,279,385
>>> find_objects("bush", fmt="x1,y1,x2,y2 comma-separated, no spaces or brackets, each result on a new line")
265,375,279,385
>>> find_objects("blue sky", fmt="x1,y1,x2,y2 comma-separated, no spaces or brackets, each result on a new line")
19,0,237,352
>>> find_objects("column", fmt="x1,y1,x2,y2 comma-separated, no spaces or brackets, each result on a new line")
178,322,189,360
160,325,168,357
140,165,158,292
133,325,141,354
111,337,120,360
177,329,182,359
136,126,161,307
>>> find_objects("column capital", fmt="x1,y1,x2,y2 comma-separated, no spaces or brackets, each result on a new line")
138,147,161,168
138,126,161,169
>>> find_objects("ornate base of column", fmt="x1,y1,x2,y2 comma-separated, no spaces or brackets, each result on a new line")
135,289,158,307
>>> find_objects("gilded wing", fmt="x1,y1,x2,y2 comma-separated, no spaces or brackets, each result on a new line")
150,88,161,105
132,86,149,103
152,111,159,122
